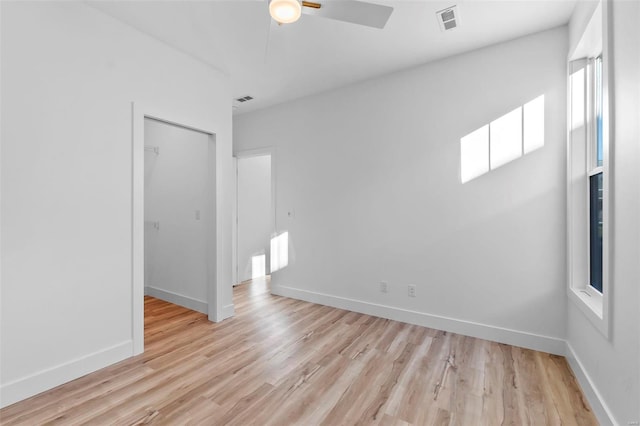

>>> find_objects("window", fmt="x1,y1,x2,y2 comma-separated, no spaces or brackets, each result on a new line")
588,56,604,294
570,55,607,304
567,0,610,337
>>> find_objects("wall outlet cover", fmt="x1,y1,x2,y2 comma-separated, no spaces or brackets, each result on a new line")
408,285,416,297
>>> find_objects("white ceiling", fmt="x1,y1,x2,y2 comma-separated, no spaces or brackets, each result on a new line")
90,0,577,114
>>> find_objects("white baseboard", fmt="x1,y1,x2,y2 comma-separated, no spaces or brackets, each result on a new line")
0,340,132,409
565,343,617,426
272,285,566,356
145,286,208,314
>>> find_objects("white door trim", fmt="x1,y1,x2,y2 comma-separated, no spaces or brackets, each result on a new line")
132,102,221,355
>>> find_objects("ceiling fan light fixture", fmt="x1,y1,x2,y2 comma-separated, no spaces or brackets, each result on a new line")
269,0,302,24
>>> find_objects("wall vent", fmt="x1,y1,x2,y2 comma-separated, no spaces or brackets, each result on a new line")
436,6,459,32
235,95,254,103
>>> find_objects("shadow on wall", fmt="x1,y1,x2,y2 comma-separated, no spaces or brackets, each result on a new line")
461,95,545,183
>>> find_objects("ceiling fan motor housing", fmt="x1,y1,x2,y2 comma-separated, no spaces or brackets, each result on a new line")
269,0,303,24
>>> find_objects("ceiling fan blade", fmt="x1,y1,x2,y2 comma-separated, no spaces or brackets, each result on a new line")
301,1,393,29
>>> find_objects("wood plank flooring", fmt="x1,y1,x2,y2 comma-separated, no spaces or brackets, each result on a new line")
0,278,597,425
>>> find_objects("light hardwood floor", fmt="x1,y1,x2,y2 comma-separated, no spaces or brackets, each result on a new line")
1,278,597,425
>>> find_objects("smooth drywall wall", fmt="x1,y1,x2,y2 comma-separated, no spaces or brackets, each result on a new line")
566,1,640,424
234,27,568,353
144,119,212,313
237,155,272,282
568,0,599,58
0,2,233,407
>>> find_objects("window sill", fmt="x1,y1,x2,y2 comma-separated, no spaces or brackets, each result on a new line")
568,287,609,338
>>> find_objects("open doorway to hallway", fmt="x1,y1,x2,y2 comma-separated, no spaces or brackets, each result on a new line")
234,152,272,286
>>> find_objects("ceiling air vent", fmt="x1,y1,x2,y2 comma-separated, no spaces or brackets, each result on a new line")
235,95,254,103
436,6,459,32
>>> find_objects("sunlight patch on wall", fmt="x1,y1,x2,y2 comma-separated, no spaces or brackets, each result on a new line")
270,231,289,272
524,95,545,153
460,95,545,183
490,107,523,169
461,125,489,183
251,254,266,279
570,69,585,130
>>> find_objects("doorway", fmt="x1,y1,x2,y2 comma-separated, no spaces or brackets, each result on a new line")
132,103,222,355
144,118,211,314
235,152,273,285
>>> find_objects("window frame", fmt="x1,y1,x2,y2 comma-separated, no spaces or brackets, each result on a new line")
567,0,611,338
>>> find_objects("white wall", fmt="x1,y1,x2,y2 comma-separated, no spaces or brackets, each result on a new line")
568,1,599,57
144,119,211,313
566,1,640,424
237,155,272,282
0,2,233,407
234,27,569,354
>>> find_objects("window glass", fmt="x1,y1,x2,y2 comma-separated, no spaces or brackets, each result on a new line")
589,172,603,292
595,56,603,167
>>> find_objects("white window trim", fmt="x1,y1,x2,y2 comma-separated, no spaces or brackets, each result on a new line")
567,0,611,338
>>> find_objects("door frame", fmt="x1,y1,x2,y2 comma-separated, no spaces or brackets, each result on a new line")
132,102,221,355
233,148,276,286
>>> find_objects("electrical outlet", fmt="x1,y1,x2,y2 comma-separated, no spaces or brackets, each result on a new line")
408,285,416,297
380,281,388,293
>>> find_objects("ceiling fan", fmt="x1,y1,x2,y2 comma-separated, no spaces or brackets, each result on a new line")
268,0,394,29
